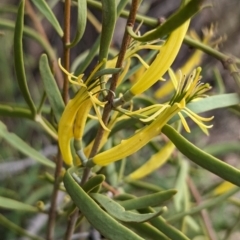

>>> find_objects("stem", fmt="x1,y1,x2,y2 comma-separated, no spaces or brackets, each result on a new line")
222,58,240,91
46,151,63,240
64,210,79,240
187,177,217,240
89,0,139,160
47,0,71,239
61,1,79,239
62,0,71,103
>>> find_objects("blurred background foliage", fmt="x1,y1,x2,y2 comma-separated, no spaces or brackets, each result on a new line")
0,0,240,240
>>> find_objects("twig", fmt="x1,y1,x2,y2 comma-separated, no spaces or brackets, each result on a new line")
64,210,79,240
62,0,71,103
187,177,218,240
61,1,80,239
46,151,63,240
89,0,139,160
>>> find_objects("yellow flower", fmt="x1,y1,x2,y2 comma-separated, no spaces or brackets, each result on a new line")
58,60,109,165
112,19,190,107
154,26,216,99
89,67,213,166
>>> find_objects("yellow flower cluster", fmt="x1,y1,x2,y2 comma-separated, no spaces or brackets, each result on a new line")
58,14,213,168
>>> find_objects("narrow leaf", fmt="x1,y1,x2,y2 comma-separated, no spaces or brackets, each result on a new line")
169,93,240,124
174,160,189,212
91,193,166,223
0,196,38,212
120,194,190,240
64,168,144,240
14,0,36,116
31,0,63,37
128,0,203,42
99,0,116,62
167,187,239,223
0,214,44,240
124,222,170,240
68,0,87,47
39,54,65,122
118,190,177,210
0,121,55,168
162,124,240,187
83,174,105,193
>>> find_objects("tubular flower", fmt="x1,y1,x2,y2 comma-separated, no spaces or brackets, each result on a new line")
58,60,109,165
115,19,190,105
90,67,212,166
154,25,220,99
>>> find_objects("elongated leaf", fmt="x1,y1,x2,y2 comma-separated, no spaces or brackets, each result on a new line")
170,93,240,123
128,0,203,42
120,194,190,240
187,93,240,113
99,0,116,62
1,18,55,60
167,187,239,223
118,190,177,210
83,174,105,193
0,214,44,240
64,168,143,240
0,196,38,212
174,160,189,212
124,222,170,240
31,0,63,37
39,54,65,122
91,193,166,223
0,121,55,168
0,104,32,119
162,124,240,187
14,0,36,116
68,0,87,47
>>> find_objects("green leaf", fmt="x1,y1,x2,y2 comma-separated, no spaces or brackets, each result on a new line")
99,0,116,63
39,54,65,122
0,121,55,168
162,124,240,187
119,194,190,240
82,174,105,193
0,214,44,240
0,18,56,60
64,168,144,240
167,187,239,223
31,0,63,37
170,93,240,123
127,0,203,42
124,222,170,240
0,104,32,119
174,160,189,212
118,190,177,210
68,0,87,47
0,196,38,212
187,93,240,113
91,193,166,223
14,0,36,116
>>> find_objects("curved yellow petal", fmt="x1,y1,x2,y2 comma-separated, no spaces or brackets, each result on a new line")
58,90,88,165
129,19,190,96
127,141,175,180
92,103,181,166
